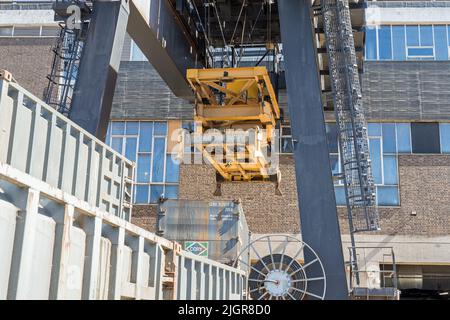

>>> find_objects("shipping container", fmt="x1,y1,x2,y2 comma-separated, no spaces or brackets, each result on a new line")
157,199,250,267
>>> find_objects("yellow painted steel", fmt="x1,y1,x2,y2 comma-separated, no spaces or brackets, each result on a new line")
186,67,280,182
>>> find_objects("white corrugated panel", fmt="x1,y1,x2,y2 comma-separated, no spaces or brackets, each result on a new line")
96,237,112,300
0,199,18,299
27,214,56,299
63,226,86,300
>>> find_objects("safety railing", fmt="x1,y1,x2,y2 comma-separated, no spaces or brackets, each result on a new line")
176,250,245,300
348,246,400,300
0,71,133,221
0,161,246,300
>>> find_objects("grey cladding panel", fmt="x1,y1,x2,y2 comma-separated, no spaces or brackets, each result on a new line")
112,61,450,123
120,33,132,62
111,61,193,120
362,61,450,121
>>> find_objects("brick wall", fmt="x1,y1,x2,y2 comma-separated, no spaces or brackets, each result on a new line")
0,37,55,99
178,154,450,236
179,155,301,234
377,155,450,236
131,204,158,232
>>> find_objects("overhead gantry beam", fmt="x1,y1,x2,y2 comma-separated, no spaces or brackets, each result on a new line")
69,0,201,140
70,0,130,140
127,0,202,99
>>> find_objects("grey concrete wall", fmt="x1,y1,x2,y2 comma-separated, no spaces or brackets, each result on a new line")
111,61,193,120
250,233,450,264
361,61,450,121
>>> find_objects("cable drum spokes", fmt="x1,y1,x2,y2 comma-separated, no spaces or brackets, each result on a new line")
234,234,326,300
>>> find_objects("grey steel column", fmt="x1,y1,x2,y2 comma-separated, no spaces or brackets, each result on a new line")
277,0,348,299
69,0,129,140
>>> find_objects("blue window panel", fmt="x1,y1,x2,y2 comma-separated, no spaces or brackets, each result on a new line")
135,185,149,204
368,123,381,136
382,123,396,153
106,124,111,145
440,123,450,153
125,137,137,162
334,186,346,205
165,185,179,199
139,122,153,152
111,137,123,154
329,154,340,176
392,25,406,60
154,122,167,135
281,138,293,153
150,185,164,203
377,186,399,206
137,154,151,183
396,123,411,153
378,26,392,60
166,156,180,183
448,26,450,45
383,155,398,185
420,25,433,46
125,121,139,135
182,121,195,132
365,26,377,60
151,138,166,182
408,47,433,57
406,25,419,46
326,123,339,153
434,25,449,60
369,138,382,184
131,42,146,61
111,121,125,135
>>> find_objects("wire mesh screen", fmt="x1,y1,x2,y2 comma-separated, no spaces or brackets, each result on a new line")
322,0,379,232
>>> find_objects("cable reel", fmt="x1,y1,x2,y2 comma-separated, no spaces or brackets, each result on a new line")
234,234,327,300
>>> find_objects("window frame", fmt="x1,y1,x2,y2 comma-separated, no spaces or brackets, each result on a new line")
0,25,60,38
365,24,450,61
107,120,179,204
406,46,435,60
280,124,293,154
276,122,402,206
411,122,441,154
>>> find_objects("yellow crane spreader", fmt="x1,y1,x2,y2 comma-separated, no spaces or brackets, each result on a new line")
186,67,281,184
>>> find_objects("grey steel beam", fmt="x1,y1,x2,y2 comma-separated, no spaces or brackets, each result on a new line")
69,0,202,138
69,0,130,140
277,0,348,299
127,0,203,100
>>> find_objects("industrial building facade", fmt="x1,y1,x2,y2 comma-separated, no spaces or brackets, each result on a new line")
1,0,450,296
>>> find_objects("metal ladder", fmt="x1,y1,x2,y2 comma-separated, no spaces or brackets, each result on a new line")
45,0,91,116
45,24,85,115
322,0,379,233
321,0,380,282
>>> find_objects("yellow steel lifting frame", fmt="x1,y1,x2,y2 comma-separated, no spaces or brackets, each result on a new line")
186,67,281,183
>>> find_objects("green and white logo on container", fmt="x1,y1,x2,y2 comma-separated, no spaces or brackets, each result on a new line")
184,241,208,257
